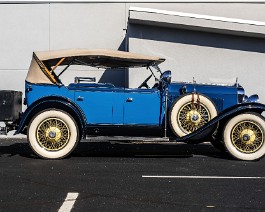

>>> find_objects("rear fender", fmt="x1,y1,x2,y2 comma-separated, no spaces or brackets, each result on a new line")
176,102,265,142
15,96,87,137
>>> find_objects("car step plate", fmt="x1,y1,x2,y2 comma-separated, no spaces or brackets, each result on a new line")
85,136,171,143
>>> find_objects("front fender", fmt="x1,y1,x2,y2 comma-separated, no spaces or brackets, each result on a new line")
15,96,87,136
175,102,265,142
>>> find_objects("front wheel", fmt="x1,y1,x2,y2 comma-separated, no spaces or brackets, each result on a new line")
223,113,265,161
28,109,79,159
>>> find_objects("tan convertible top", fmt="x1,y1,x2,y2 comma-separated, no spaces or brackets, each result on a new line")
26,49,165,85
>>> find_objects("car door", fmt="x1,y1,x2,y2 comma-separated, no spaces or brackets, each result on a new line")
123,88,162,126
75,88,114,124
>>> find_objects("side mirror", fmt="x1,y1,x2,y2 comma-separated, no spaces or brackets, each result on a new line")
161,70,171,84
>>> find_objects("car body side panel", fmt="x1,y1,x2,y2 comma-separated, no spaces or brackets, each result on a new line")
112,89,125,124
15,96,87,135
124,88,162,125
74,88,127,125
25,82,75,106
25,82,164,127
74,88,115,124
74,87,163,125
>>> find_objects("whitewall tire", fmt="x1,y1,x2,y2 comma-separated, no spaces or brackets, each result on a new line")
169,94,217,137
223,113,265,161
28,109,79,159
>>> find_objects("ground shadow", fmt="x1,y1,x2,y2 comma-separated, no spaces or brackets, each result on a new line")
0,139,232,160
72,141,231,160
0,143,38,159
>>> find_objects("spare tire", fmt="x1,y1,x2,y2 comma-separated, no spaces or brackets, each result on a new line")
169,93,217,137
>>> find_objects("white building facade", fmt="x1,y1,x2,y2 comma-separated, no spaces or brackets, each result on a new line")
0,1,265,101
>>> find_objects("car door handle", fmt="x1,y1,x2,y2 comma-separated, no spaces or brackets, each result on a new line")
77,96,84,101
126,98,133,102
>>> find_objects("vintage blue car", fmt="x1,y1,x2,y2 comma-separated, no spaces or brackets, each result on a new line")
2,49,265,160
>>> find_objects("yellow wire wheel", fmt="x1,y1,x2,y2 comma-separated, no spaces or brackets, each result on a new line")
223,113,265,160
36,118,70,151
231,121,263,153
169,94,217,137
28,110,79,159
177,102,211,134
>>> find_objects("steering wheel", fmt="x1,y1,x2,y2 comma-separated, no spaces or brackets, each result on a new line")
138,74,153,89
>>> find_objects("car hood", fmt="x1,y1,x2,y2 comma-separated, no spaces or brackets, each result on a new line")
169,81,240,94
168,82,243,112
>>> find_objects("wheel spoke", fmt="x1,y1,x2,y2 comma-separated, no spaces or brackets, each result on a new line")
36,118,70,151
177,102,211,134
231,120,264,153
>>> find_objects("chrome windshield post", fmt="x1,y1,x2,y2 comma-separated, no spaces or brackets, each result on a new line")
164,86,168,138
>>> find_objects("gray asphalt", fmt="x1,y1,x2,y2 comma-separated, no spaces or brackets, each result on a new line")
0,138,265,212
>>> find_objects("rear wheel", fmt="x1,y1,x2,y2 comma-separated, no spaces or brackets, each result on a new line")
223,113,265,161
28,109,79,159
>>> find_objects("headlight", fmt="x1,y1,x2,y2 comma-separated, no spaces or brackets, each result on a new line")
245,94,260,103
161,70,172,84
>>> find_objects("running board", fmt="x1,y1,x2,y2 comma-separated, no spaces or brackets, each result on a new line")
85,136,171,144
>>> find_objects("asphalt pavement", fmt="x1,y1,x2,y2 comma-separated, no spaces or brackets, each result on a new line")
0,138,265,212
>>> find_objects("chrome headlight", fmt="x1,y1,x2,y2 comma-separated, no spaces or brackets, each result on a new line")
244,94,260,103
161,70,172,84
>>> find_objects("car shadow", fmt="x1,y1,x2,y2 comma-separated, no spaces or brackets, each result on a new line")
72,141,232,160
0,139,232,160
0,142,37,159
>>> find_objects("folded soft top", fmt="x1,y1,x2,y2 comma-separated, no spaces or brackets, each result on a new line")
26,49,165,85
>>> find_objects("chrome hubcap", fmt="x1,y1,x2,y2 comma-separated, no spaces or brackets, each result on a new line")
48,130,57,139
242,134,251,142
189,111,201,124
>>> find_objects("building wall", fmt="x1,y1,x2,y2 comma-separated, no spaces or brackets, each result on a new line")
0,2,265,102
128,23,265,103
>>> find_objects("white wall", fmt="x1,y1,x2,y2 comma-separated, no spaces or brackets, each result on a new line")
128,25,265,102
0,3,127,92
0,2,265,102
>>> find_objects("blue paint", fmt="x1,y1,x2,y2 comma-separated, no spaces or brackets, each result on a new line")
123,88,162,125
15,96,87,135
25,82,163,126
25,82,75,106
23,75,253,134
168,82,239,112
